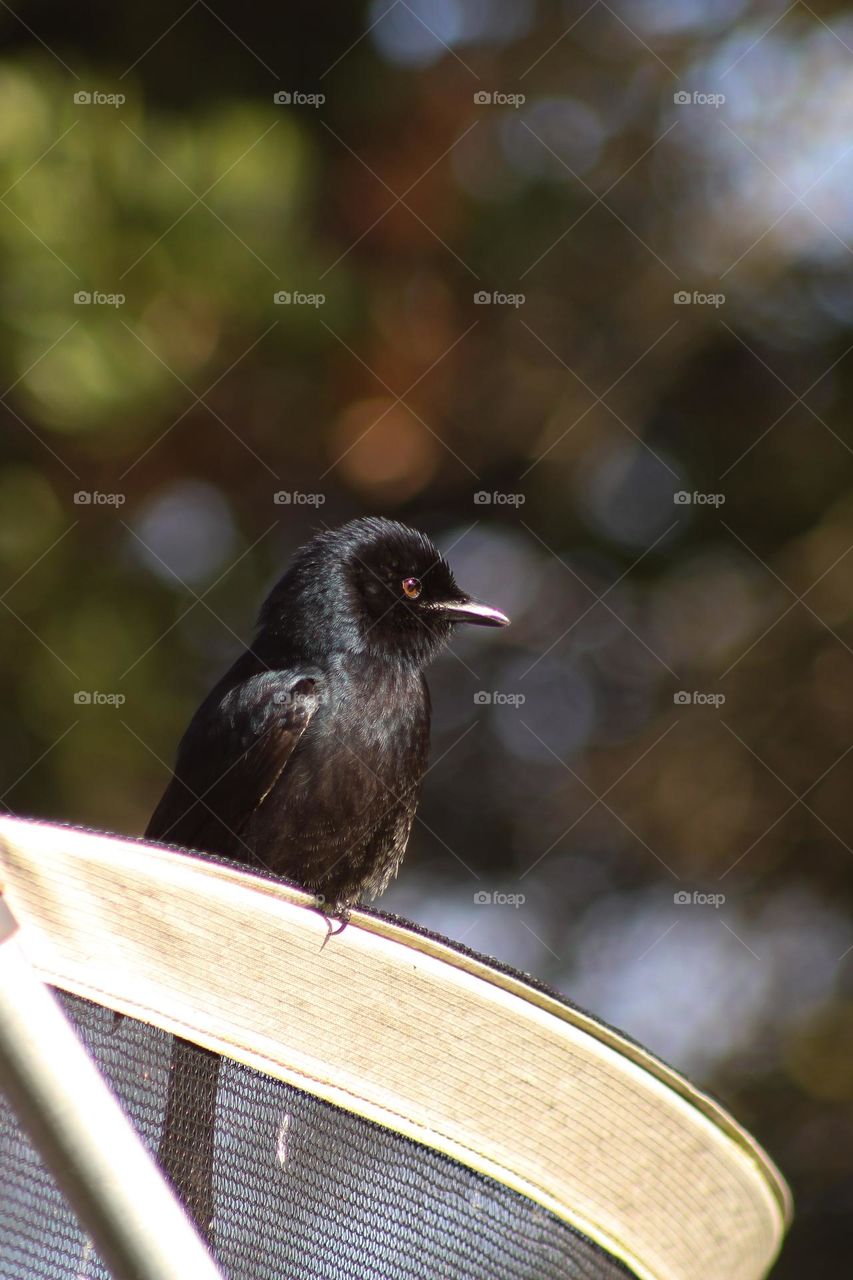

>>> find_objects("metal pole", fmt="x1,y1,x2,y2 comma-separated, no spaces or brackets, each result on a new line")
0,896,224,1280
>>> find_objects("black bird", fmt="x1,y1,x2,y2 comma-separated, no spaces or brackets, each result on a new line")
147,519,508,1241
145,516,509,912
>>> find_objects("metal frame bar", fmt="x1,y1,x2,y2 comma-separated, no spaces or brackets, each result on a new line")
0,896,223,1280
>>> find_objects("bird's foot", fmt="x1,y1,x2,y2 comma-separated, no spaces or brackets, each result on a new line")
312,898,351,950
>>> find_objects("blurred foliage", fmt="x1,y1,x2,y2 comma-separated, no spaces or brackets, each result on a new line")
2,1,853,1272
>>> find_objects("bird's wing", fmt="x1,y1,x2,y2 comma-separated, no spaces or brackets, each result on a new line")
144,669,322,863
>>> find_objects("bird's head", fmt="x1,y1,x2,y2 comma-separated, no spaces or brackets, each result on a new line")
258,517,509,666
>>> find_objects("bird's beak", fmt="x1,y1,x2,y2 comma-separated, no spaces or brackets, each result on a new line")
436,596,510,627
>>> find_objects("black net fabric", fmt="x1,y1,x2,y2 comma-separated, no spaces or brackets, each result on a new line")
0,992,637,1280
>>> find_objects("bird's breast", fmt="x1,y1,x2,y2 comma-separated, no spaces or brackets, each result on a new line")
277,660,430,827
244,658,431,902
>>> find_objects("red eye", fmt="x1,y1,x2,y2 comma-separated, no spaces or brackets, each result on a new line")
402,577,422,599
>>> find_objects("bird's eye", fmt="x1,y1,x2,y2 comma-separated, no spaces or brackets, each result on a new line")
402,576,422,599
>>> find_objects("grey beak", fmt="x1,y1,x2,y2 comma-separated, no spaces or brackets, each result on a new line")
437,597,510,627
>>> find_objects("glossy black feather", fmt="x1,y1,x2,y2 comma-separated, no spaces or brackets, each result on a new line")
145,658,322,869
145,516,507,911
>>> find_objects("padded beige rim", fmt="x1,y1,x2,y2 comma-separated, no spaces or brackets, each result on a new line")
0,816,791,1280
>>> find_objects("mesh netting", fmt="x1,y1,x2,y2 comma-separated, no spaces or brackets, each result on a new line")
0,991,636,1280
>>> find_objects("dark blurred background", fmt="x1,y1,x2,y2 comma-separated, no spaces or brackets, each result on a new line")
1,0,851,1271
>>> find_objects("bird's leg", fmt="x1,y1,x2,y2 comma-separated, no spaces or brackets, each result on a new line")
325,910,350,937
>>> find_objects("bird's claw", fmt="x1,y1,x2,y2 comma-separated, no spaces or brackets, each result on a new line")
316,904,350,950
